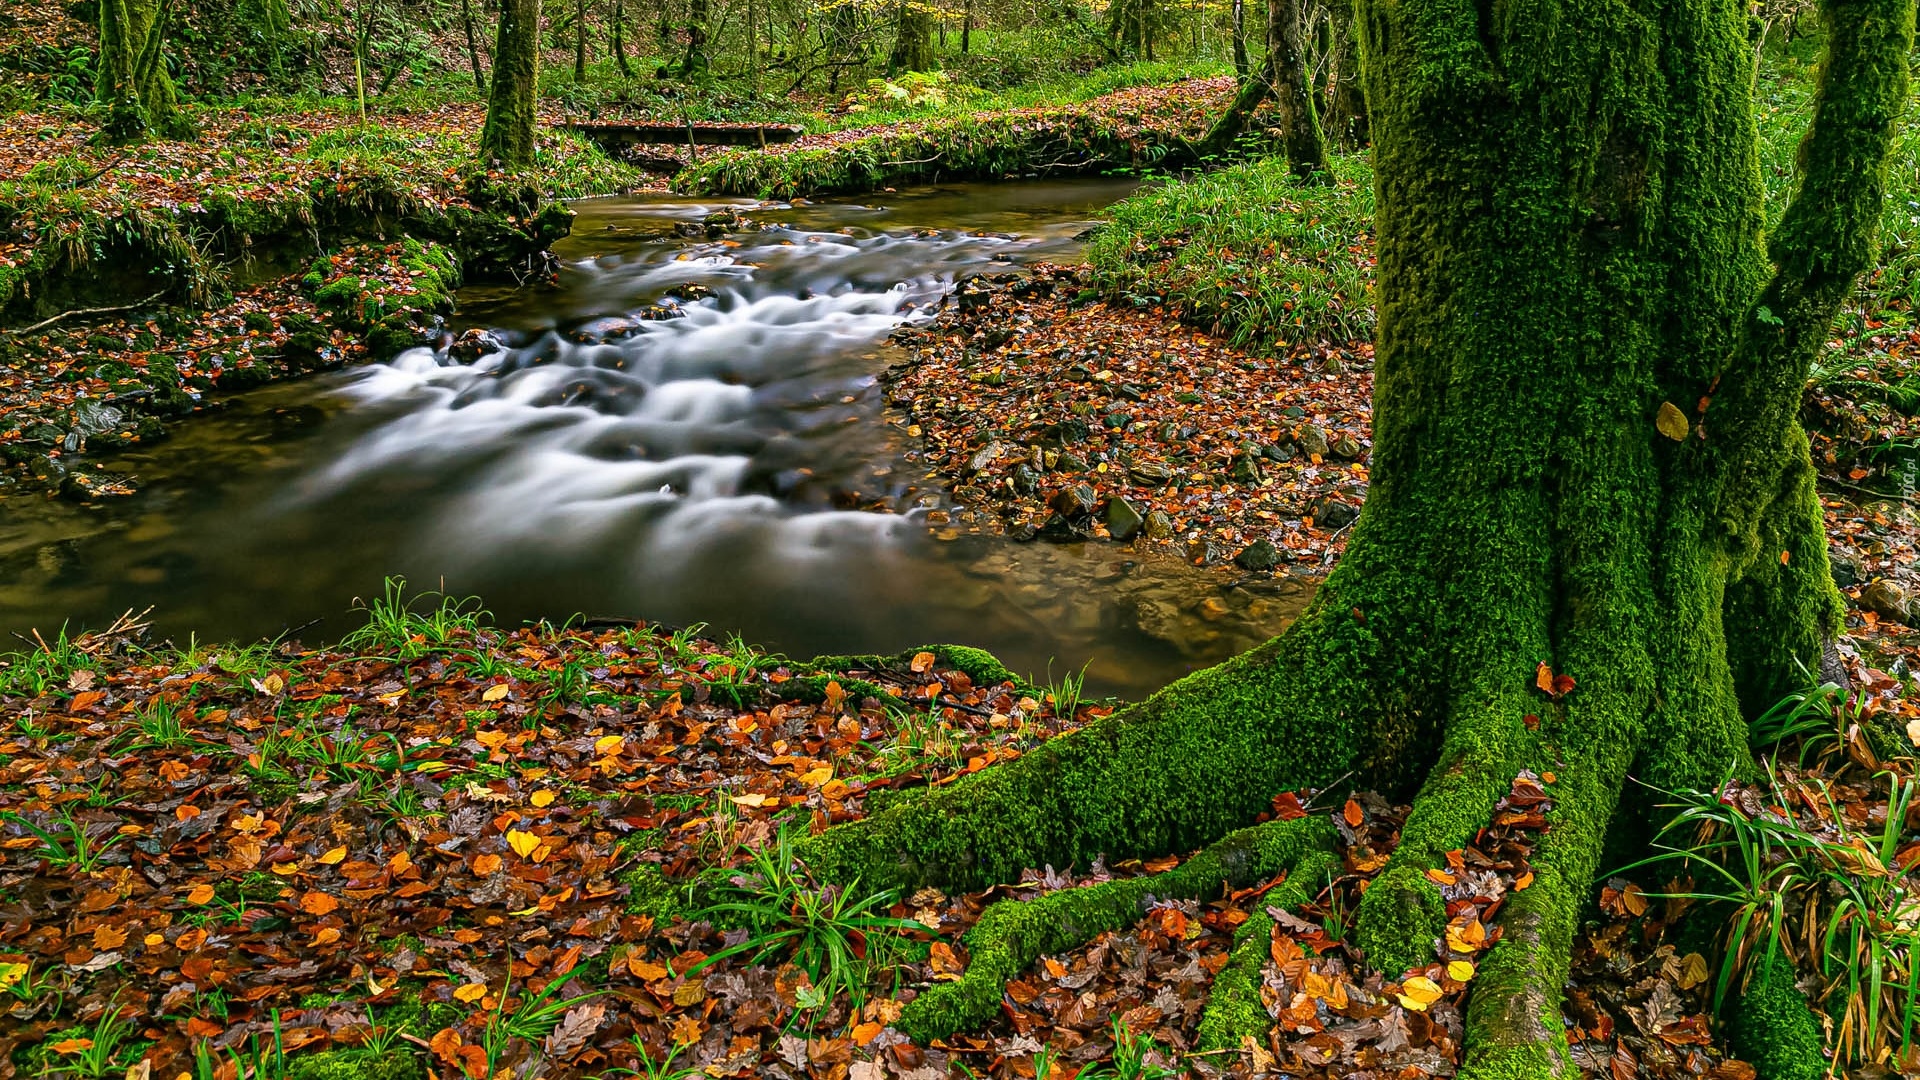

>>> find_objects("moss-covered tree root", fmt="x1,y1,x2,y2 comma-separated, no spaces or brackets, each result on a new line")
901,815,1338,1042
1193,843,1341,1051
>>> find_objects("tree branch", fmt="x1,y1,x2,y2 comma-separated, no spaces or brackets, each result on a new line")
6,291,167,336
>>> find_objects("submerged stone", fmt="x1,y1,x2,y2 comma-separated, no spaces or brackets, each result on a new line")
1105,497,1144,541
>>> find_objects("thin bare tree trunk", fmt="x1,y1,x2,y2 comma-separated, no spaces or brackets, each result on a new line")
461,0,487,91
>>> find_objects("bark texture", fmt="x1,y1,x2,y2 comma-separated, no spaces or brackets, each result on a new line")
479,0,542,169
798,0,1911,1075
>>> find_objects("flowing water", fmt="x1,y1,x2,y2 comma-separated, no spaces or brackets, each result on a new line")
0,181,1309,694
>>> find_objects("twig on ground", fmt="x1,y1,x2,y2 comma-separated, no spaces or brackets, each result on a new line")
7,291,167,336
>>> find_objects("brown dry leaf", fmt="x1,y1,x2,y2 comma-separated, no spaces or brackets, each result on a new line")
929,941,966,980
910,651,937,673
299,891,340,916
186,884,216,905
544,1002,607,1058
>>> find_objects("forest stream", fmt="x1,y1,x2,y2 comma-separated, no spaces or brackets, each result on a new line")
0,180,1308,694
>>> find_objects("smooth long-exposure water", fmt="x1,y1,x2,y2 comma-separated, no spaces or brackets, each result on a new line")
0,181,1308,693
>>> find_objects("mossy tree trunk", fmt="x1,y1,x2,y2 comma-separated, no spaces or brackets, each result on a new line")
96,0,184,142
1197,0,1327,176
1231,0,1249,77
611,0,632,78
677,0,711,77
800,0,1910,1074
889,1,935,72
479,0,541,169
1264,0,1324,177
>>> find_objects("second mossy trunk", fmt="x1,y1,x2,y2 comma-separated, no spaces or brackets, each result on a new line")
95,0,186,142
1198,0,1328,176
479,0,542,169
889,1,935,73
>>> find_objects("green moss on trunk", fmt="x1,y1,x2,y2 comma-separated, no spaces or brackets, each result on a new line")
479,0,542,170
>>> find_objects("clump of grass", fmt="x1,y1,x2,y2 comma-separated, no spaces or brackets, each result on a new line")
1086,152,1377,349
694,828,922,1014
340,576,492,660
1624,766,1920,1068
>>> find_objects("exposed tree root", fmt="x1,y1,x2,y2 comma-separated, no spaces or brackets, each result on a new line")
898,815,1338,1041
1194,843,1342,1051
798,634,1365,895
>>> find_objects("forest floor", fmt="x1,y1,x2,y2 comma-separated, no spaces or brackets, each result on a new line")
0,580,1913,1080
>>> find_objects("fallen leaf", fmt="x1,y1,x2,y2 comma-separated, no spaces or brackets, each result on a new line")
506,829,541,858
454,982,488,1003
1396,975,1443,1011
1656,401,1689,441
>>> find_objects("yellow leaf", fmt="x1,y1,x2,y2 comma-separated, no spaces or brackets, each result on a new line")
798,767,834,787
1676,952,1710,989
454,982,488,1003
1655,401,1689,441
187,884,216,905
0,962,25,989
482,683,511,703
262,673,285,695
1447,960,1476,982
319,846,348,865
1395,975,1443,1011
594,734,626,756
728,793,769,808
506,830,541,858
529,790,555,808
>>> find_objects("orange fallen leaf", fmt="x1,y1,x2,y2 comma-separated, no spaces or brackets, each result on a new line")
186,884,216,905
1343,797,1364,827
299,891,340,916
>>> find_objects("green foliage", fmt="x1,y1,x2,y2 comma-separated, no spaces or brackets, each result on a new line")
0,625,97,699
1086,152,1375,348
0,806,128,873
1625,769,1920,1067
694,827,921,1014
339,576,492,659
